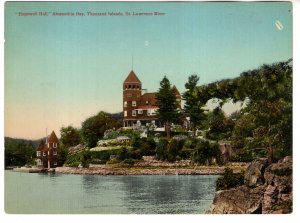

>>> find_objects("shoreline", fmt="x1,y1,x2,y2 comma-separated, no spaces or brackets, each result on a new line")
55,165,247,176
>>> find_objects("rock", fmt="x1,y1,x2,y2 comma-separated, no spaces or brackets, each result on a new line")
209,156,293,214
209,185,266,214
264,156,292,188
244,158,269,187
262,156,292,214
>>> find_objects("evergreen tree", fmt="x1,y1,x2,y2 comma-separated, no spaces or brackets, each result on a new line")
183,75,206,137
156,76,180,138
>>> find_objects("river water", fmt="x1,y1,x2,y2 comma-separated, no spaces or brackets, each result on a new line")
5,171,218,214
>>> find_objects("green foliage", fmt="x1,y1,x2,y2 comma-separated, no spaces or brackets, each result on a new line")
132,137,156,156
216,168,245,191
230,148,255,162
168,139,179,162
89,148,123,161
60,126,82,149
191,140,221,165
81,111,122,148
59,147,69,164
156,76,180,138
64,150,91,167
231,113,256,148
183,75,207,136
155,138,169,161
204,107,234,141
5,139,36,167
197,60,292,161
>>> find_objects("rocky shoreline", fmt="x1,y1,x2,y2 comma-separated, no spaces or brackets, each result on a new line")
208,156,293,214
55,165,246,176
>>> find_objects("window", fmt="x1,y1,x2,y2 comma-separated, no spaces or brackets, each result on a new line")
132,101,136,107
128,85,131,89
124,101,127,107
138,110,143,114
53,151,57,156
132,110,137,116
147,110,151,116
37,151,41,156
53,143,57,148
133,85,135,89
124,111,127,117
48,151,50,155
54,161,58,166
43,152,46,156
126,93,132,98
146,100,149,105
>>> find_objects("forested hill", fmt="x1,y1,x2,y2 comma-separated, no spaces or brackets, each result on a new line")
5,137,43,148
5,137,42,167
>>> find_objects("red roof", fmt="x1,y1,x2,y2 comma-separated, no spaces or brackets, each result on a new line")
172,85,181,97
124,70,141,84
47,131,59,143
36,140,45,151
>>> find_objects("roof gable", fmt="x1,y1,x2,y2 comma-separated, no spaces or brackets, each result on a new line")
47,131,59,143
172,85,181,97
124,70,141,84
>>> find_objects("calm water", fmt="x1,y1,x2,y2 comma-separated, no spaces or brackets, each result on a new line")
5,170,218,214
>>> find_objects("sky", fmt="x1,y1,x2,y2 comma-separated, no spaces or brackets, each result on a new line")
4,1,292,139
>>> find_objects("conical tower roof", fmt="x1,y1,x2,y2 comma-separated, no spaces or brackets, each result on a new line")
172,85,181,97
47,131,59,143
124,70,141,84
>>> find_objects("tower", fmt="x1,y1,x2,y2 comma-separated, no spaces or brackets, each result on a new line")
123,70,142,127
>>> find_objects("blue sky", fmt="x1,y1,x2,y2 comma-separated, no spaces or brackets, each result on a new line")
4,1,292,139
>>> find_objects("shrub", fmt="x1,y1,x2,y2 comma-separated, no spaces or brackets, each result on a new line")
167,139,179,162
216,168,245,191
155,138,169,161
89,148,123,161
192,140,210,164
230,149,255,162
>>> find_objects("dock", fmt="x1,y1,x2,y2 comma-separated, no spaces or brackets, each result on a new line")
12,167,55,173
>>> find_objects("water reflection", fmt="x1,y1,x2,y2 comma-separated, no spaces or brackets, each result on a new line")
119,175,218,214
5,171,218,214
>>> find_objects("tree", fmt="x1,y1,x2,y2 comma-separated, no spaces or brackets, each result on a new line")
81,111,122,148
183,75,207,137
5,139,35,167
156,76,180,138
60,126,82,149
205,107,234,140
197,60,292,161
